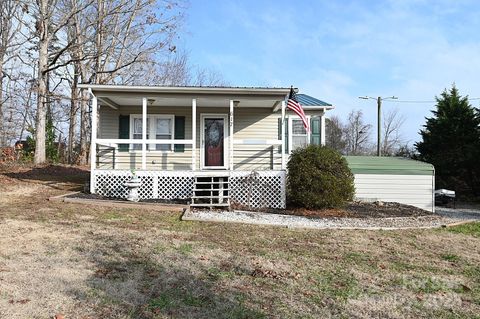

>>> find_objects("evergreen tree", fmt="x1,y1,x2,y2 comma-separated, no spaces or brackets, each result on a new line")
45,113,59,163
415,85,480,197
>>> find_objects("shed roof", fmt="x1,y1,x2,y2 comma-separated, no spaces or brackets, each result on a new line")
345,156,434,175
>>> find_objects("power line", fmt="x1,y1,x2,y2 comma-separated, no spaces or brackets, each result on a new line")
383,97,480,104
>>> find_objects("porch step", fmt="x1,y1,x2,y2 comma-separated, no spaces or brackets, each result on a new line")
190,203,230,207
192,195,231,199
194,181,230,185
193,189,231,193
190,175,231,209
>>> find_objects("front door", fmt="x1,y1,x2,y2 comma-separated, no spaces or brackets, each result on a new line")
201,114,228,169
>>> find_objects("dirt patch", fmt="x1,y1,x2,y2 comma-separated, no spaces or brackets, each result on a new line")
3,164,88,182
0,164,89,194
66,192,190,205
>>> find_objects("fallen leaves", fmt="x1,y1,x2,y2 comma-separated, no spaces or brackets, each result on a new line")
251,267,301,280
8,299,30,304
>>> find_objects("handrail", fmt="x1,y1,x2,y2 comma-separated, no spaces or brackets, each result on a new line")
233,139,282,145
96,138,193,144
97,142,118,149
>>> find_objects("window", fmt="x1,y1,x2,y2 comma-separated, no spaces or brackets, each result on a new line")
132,117,150,150
154,117,173,151
291,118,309,151
130,115,174,152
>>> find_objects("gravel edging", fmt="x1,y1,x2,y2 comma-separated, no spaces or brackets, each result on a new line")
182,208,464,230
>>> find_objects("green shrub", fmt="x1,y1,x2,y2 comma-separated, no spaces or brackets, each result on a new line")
287,145,355,209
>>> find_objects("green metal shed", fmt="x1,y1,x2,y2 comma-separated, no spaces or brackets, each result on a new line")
345,156,435,212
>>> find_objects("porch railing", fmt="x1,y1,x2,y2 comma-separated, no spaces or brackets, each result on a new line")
95,138,283,171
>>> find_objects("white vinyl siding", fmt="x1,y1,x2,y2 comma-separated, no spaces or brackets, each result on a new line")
353,174,435,212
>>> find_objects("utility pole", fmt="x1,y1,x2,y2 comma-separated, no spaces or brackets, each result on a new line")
377,96,381,156
359,95,398,156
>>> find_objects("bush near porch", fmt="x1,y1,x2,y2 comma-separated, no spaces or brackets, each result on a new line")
287,145,355,209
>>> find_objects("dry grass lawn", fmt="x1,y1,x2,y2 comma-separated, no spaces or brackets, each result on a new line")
0,165,479,319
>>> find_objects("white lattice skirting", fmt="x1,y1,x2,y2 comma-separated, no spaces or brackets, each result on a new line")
92,170,286,208
229,171,286,209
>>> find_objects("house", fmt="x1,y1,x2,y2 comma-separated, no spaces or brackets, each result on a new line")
78,85,334,209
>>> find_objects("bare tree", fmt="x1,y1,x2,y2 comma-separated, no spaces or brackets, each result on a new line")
381,108,405,156
32,0,94,164
139,50,228,87
395,142,417,158
344,110,372,155
325,115,347,153
2,0,222,164
72,0,185,164
0,0,26,146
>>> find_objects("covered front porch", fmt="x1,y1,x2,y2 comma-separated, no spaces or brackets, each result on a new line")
80,85,328,209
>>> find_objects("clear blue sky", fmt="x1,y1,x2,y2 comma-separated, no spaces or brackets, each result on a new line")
179,0,480,144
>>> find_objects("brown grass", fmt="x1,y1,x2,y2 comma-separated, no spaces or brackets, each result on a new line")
0,166,479,318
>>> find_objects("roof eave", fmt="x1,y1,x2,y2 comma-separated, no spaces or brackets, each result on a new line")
77,84,291,96
303,105,335,110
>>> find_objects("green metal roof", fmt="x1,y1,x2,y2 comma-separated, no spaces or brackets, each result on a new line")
297,94,332,108
345,156,434,175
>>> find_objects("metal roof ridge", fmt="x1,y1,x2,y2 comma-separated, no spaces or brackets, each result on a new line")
78,84,292,96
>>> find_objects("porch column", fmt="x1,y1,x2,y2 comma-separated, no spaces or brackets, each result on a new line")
192,98,196,170
281,100,286,170
229,100,234,170
142,97,147,170
320,111,326,146
90,90,98,193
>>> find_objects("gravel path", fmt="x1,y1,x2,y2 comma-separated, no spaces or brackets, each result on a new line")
436,207,480,220
183,209,461,230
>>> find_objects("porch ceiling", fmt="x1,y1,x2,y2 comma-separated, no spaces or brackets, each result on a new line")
97,95,282,109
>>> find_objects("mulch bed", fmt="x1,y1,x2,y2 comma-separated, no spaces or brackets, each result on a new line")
70,191,433,219
233,201,435,219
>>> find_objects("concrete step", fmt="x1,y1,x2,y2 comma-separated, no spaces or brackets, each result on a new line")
190,203,230,207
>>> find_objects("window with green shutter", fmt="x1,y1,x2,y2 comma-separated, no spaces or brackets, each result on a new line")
174,116,185,152
310,117,321,145
118,115,129,152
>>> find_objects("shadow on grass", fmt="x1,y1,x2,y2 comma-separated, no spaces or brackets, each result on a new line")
72,230,265,319
4,165,89,190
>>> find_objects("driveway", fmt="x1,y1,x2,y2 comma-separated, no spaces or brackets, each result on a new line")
436,207,480,220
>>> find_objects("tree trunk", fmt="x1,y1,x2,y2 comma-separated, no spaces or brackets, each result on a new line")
34,0,49,165
34,38,48,164
0,60,4,146
78,90,89,165
67,82,78,163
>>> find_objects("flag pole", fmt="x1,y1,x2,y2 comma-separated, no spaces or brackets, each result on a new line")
281,97,286,170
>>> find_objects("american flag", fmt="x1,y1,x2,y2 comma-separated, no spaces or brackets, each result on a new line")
287,87,309,131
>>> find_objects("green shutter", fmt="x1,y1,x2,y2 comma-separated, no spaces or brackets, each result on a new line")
174,116,185,152
277,118,289,154
310,117,321,145
118,115,129,152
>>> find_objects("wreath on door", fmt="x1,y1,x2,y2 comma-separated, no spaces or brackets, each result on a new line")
206,120,223,147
